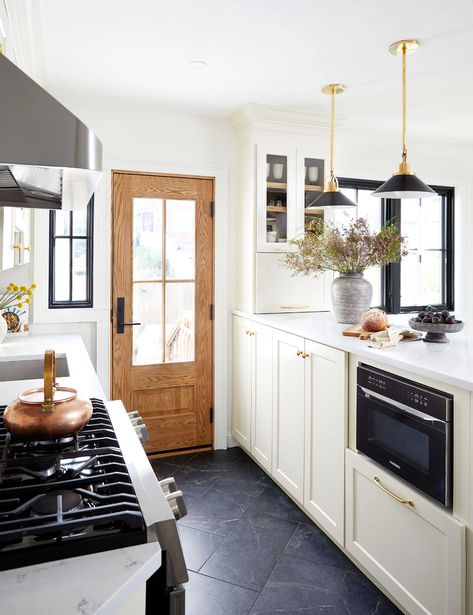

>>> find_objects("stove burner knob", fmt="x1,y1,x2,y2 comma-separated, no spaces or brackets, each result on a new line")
160,478,188,520
135,423,149,444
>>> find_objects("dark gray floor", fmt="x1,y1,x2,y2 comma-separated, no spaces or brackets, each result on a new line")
151,447,402,615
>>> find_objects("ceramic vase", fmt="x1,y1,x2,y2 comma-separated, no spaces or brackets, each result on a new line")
0,314,7,344
331,273,373,324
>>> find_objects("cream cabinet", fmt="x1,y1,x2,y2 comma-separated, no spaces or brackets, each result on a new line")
271,329,306,504
232,315,273,469
232,316,253,450
250,321,273,471
346,449,466,615
304,340,346,545
232,105,337,314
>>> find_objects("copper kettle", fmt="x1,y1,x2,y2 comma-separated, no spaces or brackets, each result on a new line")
4,349,93,440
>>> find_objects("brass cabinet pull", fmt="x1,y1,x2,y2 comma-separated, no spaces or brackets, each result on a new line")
374,476,414,507
245,330,255,336
296,350,303,356
302,352,309,359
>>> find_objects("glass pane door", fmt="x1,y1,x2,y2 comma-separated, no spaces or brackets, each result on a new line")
132,197,196,366
266,154,288,244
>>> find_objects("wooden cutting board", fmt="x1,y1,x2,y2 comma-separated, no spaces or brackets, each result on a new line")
342,324,371,340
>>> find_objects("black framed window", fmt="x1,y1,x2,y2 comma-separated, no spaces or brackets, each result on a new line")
49,199,94,308
338,179,454,314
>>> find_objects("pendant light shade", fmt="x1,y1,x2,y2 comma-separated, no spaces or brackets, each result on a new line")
373,40,436,200
309,84,356,208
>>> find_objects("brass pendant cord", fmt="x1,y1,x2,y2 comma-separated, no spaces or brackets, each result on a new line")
330,85,335,180
401,42,407,164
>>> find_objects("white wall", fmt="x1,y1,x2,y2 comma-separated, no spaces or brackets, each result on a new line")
29,92,238,449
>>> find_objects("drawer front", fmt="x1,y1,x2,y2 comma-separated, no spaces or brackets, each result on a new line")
346,450,465,615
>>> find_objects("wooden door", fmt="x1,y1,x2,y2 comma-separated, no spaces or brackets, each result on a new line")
304,340,346,546
232,316,253,451
112,171,214,455
346,449,465,615
271,329,305,504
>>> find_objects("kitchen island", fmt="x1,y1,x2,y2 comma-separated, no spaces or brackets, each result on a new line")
232,310,473,615
0,334,162,615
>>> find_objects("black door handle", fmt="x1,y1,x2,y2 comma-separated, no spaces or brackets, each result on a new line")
117,297,141,334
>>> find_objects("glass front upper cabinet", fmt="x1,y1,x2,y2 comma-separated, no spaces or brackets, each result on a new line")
257,145,325,252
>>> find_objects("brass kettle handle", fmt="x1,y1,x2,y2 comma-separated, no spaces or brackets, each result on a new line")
42,349,56,413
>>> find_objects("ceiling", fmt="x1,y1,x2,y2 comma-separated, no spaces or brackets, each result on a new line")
32,0,473,142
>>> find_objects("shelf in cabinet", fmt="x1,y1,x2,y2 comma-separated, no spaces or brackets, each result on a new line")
267,182,287,190
267,206,287,212
304,185,323,192
304,207,324,215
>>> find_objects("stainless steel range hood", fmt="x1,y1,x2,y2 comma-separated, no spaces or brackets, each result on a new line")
0,53,102,210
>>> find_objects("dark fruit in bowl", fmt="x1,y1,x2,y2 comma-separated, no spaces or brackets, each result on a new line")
441,310,450,320
414,316,422,322
418,311,426,319
422,316,432,323
432,317,441,324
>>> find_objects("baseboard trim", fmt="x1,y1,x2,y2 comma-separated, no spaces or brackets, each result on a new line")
227,432,239,448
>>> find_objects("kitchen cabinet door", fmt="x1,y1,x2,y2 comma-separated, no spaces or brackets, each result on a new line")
346,449,465,615
272,329,305,503
256,144,296,253
304,341,346,546
251,322,273,472
232,316,253,451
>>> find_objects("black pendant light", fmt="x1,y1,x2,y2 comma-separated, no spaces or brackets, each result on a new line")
373,40,436,199
309,84,356,208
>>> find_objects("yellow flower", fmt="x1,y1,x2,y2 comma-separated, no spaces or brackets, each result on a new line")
17,302,23,308
7,284,13,292
20,285,27,292
31,283,37,289
25,298,30,304
13,285,18,291
27,289,32,296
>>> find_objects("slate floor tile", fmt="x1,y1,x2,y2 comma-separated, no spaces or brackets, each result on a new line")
250,554,344,614
199,509,298,592
332,568,403,615
171,464,226,498
247,481,309,524
285,521,356,571
178,525,223,572
186,571,258,615
178,486,249,536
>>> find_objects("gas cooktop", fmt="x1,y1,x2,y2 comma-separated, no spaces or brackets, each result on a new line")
0,398,147,571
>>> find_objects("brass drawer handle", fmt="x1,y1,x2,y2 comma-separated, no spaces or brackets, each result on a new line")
302,352,309,359
374,476,414,507
296,350,303,356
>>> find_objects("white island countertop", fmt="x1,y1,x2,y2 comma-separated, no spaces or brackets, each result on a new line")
234,310,473,391
0,333,162,615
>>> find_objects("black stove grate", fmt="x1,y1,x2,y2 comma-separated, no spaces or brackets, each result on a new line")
0,398,147,571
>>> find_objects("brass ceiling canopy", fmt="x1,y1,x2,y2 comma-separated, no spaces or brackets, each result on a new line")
373,39,436,199
310,83,356,208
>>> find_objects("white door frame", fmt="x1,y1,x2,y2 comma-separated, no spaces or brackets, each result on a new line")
104,159,229,450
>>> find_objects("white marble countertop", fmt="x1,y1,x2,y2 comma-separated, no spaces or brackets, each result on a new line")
0,333,106,405
234,310,473,391
0,333,162,615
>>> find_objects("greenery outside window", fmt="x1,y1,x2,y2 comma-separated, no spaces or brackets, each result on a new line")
338,179,454,313
49,199,94,308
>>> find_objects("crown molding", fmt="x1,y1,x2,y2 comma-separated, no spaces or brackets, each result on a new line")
231,103,347,139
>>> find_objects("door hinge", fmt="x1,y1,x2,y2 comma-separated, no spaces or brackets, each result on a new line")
110,308,114,324
210,304,215,320
210,201,215,217
209,407,214,424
